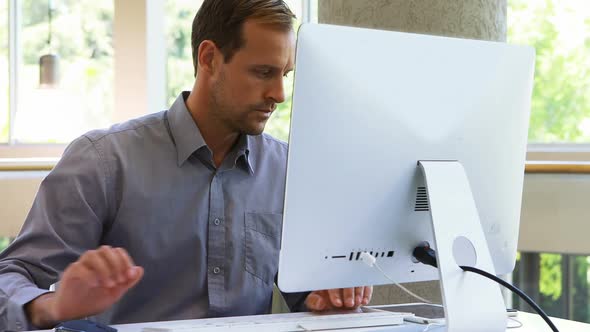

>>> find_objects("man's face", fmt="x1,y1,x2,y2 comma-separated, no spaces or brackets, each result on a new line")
209,20,295,136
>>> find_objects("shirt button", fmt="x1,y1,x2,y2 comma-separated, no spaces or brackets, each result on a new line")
213,267,221,274
214,218,221,226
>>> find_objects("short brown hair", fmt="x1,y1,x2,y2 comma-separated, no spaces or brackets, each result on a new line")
191,0,296,76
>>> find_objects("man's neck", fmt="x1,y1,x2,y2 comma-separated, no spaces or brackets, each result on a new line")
185,89,239,168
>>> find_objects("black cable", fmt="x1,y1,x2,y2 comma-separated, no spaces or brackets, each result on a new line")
413,245,559,332
459,265,559,332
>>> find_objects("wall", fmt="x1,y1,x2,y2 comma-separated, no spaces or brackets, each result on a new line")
0,171,48,237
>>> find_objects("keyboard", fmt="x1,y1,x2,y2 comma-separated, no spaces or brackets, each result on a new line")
140,310,412,332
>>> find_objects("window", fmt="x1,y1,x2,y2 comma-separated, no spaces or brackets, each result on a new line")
508,0,590,143
509,0,590,321
0,236,9,252
165,0,200,109
513,252,590,323
165,0,318,142
0,1,8,143
4,0,114,144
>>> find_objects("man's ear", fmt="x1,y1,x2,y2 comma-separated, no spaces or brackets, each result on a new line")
197,40,219,74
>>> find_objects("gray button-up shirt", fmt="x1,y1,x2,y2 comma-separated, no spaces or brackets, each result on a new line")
0,92,307,331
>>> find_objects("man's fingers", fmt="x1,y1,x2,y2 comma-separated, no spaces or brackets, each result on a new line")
123,266,144,289
114,247,138,281
79,246,138,288
108,248,141,291
355,286,365,306
327,289,343,307
342,288,355,308
363,286,373,305
305,291,327,311
97,246,126,284
306,287,373,312
79,250,112,288
65,262,100,288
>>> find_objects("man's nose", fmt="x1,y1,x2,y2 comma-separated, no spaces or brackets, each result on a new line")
267,78,286,104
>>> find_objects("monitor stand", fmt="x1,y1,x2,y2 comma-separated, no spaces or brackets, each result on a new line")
418,160,507,332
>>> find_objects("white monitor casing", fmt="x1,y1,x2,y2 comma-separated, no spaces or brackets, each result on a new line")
278,24,535,295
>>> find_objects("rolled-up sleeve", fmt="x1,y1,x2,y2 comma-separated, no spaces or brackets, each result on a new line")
0,135,111,331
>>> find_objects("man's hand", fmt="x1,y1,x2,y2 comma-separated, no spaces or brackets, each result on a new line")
305,286,373,311
26,246,144,328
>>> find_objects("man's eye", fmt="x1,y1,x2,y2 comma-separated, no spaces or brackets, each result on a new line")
256,70,272,78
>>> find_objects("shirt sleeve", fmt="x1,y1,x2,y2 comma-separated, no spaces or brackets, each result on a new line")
280,290,310,313
274,274,310,313
0,135,111,331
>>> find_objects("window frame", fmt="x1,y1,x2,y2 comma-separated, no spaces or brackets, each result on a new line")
2,0,115,155
3,0,588,163
7,0,19,146
527,143,590,162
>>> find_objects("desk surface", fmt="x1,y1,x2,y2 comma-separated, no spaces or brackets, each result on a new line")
31,310,590,332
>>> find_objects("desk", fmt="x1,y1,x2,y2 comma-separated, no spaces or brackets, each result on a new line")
31,310,590,332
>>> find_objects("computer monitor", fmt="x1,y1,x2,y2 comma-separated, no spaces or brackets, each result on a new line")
278,24,534,294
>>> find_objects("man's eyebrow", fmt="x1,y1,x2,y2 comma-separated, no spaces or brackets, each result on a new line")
249,64,280,70
250,64,293,74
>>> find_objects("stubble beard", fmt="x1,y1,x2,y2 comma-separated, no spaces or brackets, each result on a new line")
211,73,268,136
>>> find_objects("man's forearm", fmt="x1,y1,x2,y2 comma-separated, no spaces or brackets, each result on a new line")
25,292,59,329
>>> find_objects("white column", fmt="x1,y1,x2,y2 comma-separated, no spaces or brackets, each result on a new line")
113,0,166,123
319,0,506,42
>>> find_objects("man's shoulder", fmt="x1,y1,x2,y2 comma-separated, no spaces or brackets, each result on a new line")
82,111,168,144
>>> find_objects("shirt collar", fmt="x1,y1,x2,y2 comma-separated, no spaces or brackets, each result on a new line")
168,91,253,174
231,133,254,175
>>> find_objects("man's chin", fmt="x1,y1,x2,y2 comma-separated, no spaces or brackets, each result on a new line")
238,120,268,136
240,125,266,136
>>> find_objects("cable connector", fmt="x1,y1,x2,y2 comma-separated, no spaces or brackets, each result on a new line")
360,252,376,267
413,242,438,268
359,251,432,303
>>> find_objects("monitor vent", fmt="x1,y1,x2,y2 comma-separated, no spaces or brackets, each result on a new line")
414,186,430,211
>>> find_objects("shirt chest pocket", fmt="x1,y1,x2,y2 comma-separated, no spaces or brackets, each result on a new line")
244,212,282,285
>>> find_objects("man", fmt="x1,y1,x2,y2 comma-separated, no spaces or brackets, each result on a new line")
0,1,372,330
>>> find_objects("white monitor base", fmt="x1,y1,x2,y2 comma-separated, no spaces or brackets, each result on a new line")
418,160,506,332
